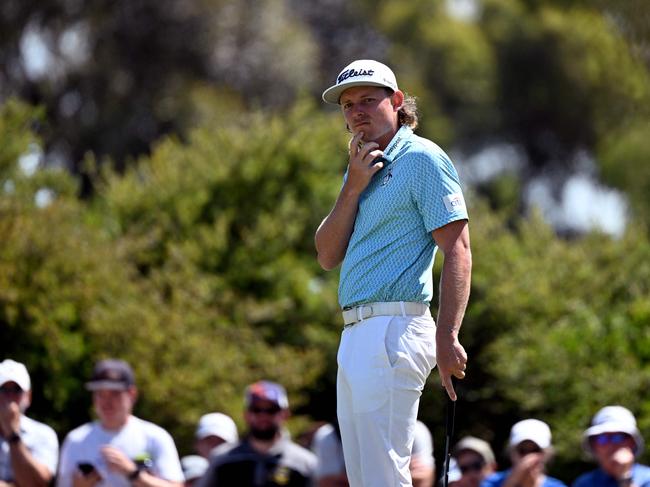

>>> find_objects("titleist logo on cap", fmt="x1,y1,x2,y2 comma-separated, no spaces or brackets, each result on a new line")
337,68,375,84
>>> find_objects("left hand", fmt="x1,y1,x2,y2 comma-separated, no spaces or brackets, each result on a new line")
435,329,467,400
101,445,137,476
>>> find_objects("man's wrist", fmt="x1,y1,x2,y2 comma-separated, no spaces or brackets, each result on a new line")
6,431,21,444
127,465,142,481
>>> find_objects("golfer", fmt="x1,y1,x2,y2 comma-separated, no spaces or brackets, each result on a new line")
315,59,472,486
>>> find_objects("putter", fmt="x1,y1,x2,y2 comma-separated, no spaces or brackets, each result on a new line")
441,382,457,487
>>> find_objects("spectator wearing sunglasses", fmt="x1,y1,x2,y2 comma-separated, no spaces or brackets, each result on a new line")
573,405,650,487
197,381,317,487
482,419,566,487
0,359,59,487
452,436,496,487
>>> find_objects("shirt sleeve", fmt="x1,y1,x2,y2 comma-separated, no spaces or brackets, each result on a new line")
409,148,468,233
149,428,184,482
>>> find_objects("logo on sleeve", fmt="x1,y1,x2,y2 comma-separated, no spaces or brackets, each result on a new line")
443,193,465,212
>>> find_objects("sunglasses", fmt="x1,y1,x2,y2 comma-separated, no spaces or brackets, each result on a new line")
248,405,281,415
459,460,485,474
0,385,24,395
593,433,630,446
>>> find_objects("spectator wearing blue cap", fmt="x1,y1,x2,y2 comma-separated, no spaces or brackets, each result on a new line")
573,405,650,487
197,380,317,487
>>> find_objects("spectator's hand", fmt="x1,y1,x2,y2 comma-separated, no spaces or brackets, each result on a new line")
72,469,102,487
508,453,544,487
101,445,137,476
410,454,434,486
610,447,635,481
0,399,21,438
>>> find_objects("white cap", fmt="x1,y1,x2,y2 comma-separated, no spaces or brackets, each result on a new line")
509,419,552,450
181,455,209,481
582,405,644,456
195,412,238,444
0,359,31,391
322,59,399,105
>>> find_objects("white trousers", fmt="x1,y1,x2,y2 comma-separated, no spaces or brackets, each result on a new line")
337,312,437,487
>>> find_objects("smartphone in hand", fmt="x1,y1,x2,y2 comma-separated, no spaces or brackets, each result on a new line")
77,462,95,475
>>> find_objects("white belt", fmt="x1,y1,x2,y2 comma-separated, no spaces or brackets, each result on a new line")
342,301,429,327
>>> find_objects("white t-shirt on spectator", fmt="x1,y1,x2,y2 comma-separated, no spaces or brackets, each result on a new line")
57,415,183,487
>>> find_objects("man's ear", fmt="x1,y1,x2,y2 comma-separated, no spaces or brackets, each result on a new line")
391,90,405,111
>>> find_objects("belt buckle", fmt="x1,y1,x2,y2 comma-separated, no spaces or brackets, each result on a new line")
356,304,373,322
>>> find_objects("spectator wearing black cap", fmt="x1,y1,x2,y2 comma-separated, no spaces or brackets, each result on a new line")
573,405,650,487
197,380,317,487
56,358,184,487
452,436,496,487
0,358,59,487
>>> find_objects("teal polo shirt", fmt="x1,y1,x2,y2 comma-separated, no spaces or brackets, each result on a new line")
339,126,468,309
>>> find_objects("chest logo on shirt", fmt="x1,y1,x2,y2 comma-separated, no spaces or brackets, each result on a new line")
271,465,290,484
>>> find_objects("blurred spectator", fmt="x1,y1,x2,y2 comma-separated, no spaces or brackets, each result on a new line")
198,380,317,486
181,455,208,486
194,413,238,459
0,359,58,487
452,436,497,487
573,405,650,487
311,422,347,487
310,419,434,487
482,419,566,487
410,420,436,487
56,358,184,487
447,457,463,486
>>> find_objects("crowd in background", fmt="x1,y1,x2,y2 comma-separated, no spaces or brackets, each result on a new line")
2,357,649,487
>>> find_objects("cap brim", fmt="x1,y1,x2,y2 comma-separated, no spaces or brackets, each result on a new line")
85,381,131,391
322,81,395,105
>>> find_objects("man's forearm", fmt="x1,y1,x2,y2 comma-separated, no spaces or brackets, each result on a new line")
9,441,52,487
436,240,472,333
134,472,182,487
315,185,360,270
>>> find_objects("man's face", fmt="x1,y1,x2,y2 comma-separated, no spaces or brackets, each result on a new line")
93,387,136,430
456,451,493,487
244,399,286,441
339,86,401,146
0,381,30,412
590,432,637,476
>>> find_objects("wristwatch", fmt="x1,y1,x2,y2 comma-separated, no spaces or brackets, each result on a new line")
7,431,21,444
128,464,143,482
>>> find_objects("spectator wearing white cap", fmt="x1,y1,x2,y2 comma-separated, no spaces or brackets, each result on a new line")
0,358,58,487
482,419,567,487
572,405,650,487
194,413,238,459
452,436,496,487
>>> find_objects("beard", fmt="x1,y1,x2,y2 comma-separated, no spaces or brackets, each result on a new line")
249,424,279,441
